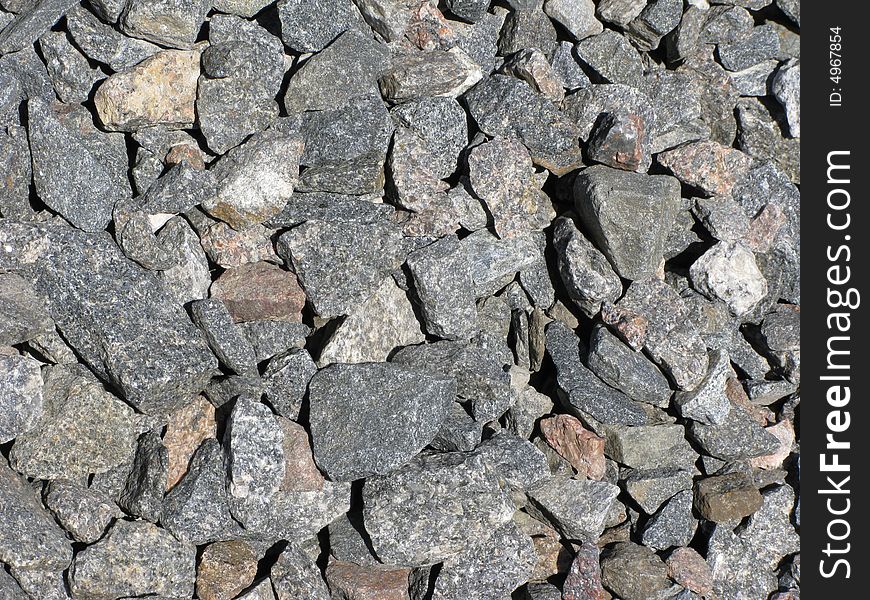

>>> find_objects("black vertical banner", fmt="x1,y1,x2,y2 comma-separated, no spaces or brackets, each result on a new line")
803,1,870,596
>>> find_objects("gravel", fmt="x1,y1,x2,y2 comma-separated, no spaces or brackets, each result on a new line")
0,1,801,597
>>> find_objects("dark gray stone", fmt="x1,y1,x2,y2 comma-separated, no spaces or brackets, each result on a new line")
587,325,672,407
544,0,602,41
549,40,591,90
623,467,693,514
603,423,697,469
278,0,363,52
226,397,285,502
119,431,169,523
119,0,210,49
553,217,621,313
0,125,32,220
262,348,317,420
44,480,118,545
271,545,330,600
627,0,682,50
446,0,490,23
380,48,483,102
717,24,781,71
470,430,550,490
674,349,733,425
308,362,455,481
600,542,675,600
66,5,160,71
239,321,310,363
641,490,697,550
0,0,78,54
0,353,44,444
563,83,656,142
38,31,103,104
191,299,258,376
575,29,643,86
687,403,780,461
526,476,621,541
498,4,558,56
431,401,485,452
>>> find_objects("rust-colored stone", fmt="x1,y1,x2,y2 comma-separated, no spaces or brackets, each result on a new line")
199,222,278,269
196,540,258,600
165,143,205,170
749,419,795,470
210,262,306,323
743,202,786,252
657,140,752,197
539,414,606,480
324,560,411,600
601,302,648,351
666,547,713,596
725,377,769,426
563,542,606,600
277,417,324,492
163,395,216,491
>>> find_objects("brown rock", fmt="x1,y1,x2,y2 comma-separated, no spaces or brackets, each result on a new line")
724,377,768,426
749,419,795,470
163,395,216,491
500,49,565,103
94,48,201,131
587,111,651,173
601,302,648,351
196,540,258,600
165,144,206,170
199,222,278,269
563,542,606,600
656,140,752,197
666,547,712,596
694,472,763,523
514,511,572,582
324,560,411,600
210,262,306,323
539,414,606,480
277,417,324,492
744,203,786,252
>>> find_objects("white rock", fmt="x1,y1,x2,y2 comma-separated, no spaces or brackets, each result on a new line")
690,242,767,317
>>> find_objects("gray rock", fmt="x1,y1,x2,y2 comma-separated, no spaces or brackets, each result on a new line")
277,218,405,318
211,0,272,17
641,490,697,550
676,49,740,145
70,519,196,599
430,521,537,599
587,325,673,408
241,320,310,363
526,476,621,541
380,48,483,102
735,99,800,184
0,463,72,571
66,5,160,72
603,423,697,469
467,136,552,238
690,242,768,317
406,235,479,340
596,0,646,26
623,467,694,514
283,28,388,113
563,82,657,142
464,75,584,176
197,16,284,154
201,123,304,230
362,451,515,566
44,480,118,545
600,542,674,600
309,362,455,481
161,439,245,545
544,0,602,41
10,365,139,480
717,24,780,71
226,397,285,502
776,0,799,26
0,223,217,417
674,349,733,425
431,401,485,452
191,299,259,376
553,216,621,313
0,570,27,599
693,196,751,242
627,0,682,50
278,0,363,52
460,229,542,297
549,40,591,90
262,348,317,420
0,125,32,220
118,431,168,522
392,340,511,423
688,403,780,461
454,6,507,72
266,192,395,227
27,98,129,232
271,545,330,600
471,430,550,490
728,60,778,96
575,29,643,86
0,0,78,54
772,59,800,138
119,0,210,48
37,31,103,104
574,165,681,281
328,513,380,566
158,217,212,307
545,322,647,426
0,353,43,444
446,0,490,22
498,4,558,56
587,110,652,172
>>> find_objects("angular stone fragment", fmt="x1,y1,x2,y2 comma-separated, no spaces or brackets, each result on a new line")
460,229,542,297
527,476,620,542
772,59,800,138
690,242,767,317
549,40,590,91
717,24,780,71
604,423,697,469
27,98,128,232
44,480,118,544
544,0,602,41
38,31,103,104
501,48,565,102
196,541,258,600
468,136,551,238
278,0,362,52
574,165,680,280
309,362,454,481
694,472,763,523
0,125,32,220
627,0,682,50
202,125,305,230
587,325,672,407
212,0,272,18
0,353,43,444
10,366,138,479
624,467,693,514
363,451,515,566
674,349,732,425
575,29,643,86
587,111,651,172
498,5,557,56
272,545,330,600
381,48,482,102
210,262,306,324
657,140,752,197
0,0,77,54
642,490,697,550
120,0,210,48
161,439,244,544
562,542,606,600
241,321,310,363
0,463,72,571
539,415,606,479
729,60,778,96
0,568,30,599
158,218,212,307
66,6,159,72
406,235,478,339
687,403,780,461
325,560,410,600
319,277,424,366
261,349,316,420
94,48,200,132
666,547,712,596
431,521,537,599
70,520,196,599
750,419,795,469
119,431,169,522
464,75,584,175
278,218,405,318
227,398,285,501
191,299,258,375
470,430,550,490
600,542,674,600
